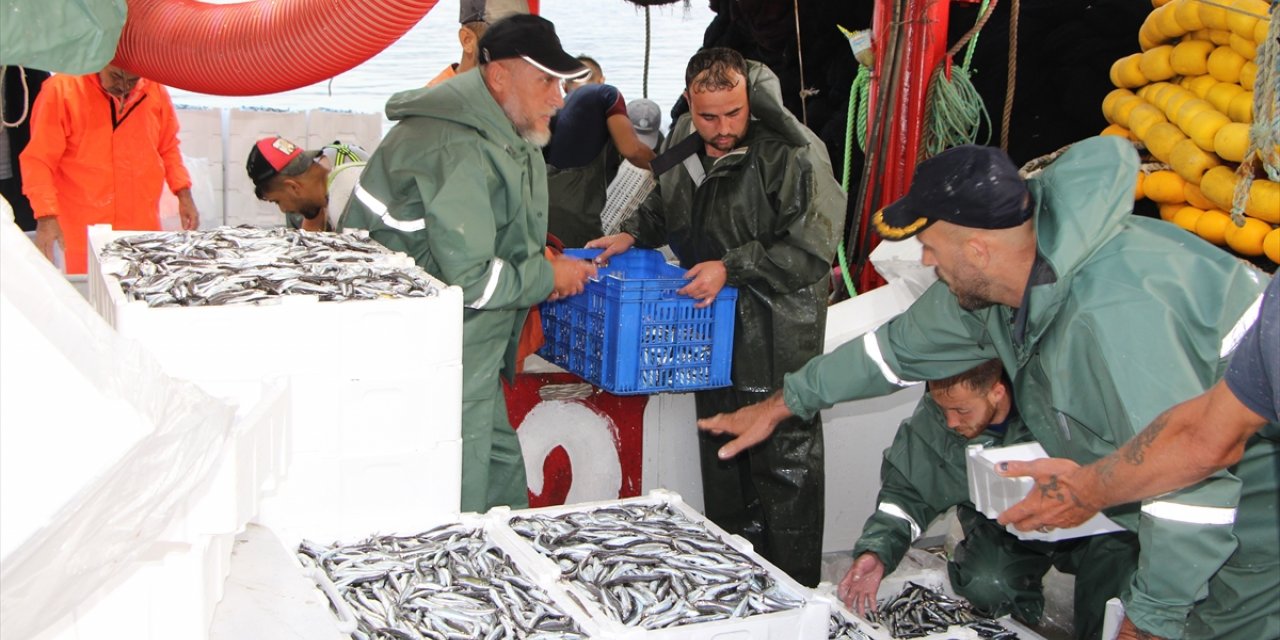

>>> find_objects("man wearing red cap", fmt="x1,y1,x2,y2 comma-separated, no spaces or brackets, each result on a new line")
343,14,597,513
246,136,367,232
22,64,199,274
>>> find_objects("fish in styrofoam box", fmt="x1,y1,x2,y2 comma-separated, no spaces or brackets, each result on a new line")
490,489,830,639
807,590,890,640
96,226,438,307
295,514,595,639
966,442,1125,541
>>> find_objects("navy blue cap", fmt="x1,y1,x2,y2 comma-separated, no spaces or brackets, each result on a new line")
874,145,1033,240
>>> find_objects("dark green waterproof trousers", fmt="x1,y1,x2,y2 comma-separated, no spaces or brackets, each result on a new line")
949,505,1139,640
696,387,825,586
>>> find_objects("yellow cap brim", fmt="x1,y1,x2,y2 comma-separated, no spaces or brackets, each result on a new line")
872,209,932,240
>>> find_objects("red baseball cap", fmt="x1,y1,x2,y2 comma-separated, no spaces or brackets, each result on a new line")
246,136,320,190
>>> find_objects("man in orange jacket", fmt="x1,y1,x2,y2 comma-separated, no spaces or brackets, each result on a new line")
21,64,199,274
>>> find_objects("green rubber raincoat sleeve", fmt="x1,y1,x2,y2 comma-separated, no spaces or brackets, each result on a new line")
1060,304,1248,638
719,146,846,293
851,412,951,575
782,282,998,420
344,140,554,309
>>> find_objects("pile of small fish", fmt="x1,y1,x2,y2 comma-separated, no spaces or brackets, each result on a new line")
101,227,438,307
298,524,587,640
869,582,1018,639
828,611,876,640
510,503,806,630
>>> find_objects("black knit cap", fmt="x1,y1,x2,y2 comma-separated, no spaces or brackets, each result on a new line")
478,14,589,80
875,145,1034,240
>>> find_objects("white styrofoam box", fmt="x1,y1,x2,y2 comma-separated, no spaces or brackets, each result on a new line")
41,533,237,640
166,380,291,540
173,107,226,230
288,365,462,457
259,437,463,548
967,442,1125,541
305,109,382,159
86,225,463,381
808,591,892,640
490,490,831,640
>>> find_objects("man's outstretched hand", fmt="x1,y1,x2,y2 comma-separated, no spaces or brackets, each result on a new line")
696,392,793,459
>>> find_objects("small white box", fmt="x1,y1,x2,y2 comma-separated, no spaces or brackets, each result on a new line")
967,442,1125,541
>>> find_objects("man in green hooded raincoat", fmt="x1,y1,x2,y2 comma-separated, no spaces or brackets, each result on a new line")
342,15,597,513
699,138,1275,639
842,359,1137,640
588,47,846,586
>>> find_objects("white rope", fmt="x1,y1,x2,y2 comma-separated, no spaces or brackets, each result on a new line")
0,66,32,128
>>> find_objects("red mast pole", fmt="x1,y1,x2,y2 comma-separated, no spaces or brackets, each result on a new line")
857,0,952,292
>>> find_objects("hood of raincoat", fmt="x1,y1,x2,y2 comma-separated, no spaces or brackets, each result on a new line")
1011,135,1138,352
385,69,528,151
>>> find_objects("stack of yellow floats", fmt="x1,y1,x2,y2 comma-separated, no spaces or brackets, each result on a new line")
1100,0,1278,264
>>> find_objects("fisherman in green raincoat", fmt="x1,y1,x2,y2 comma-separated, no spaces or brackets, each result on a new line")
699,137,1275,639
342,15,597,513
589,48,846,586
841,359,1137,640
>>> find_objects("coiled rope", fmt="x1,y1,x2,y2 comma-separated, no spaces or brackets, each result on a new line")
1230,8,1278,225
922,0,996,157
0,66,32,128
835,27,874,299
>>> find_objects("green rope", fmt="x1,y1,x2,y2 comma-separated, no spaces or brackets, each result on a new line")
922,0,994,158
836,61,873,299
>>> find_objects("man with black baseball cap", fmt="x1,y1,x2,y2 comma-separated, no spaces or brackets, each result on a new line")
697,136,1274,640
342,13,596,514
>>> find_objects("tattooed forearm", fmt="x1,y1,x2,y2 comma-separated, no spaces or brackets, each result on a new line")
1121,412,1171,466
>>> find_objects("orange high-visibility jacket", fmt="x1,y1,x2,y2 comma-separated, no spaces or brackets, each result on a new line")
21,73,191,274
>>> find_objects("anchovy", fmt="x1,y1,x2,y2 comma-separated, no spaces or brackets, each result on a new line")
510,503,805,630
866,582,1017,639
299,524,587,640
100,226,439,307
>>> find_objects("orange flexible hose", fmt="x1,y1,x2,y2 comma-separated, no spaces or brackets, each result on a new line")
112,0,438,96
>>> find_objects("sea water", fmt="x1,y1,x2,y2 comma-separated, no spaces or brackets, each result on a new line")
169,0,714,133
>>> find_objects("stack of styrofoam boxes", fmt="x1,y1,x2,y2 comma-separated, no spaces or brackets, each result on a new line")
489,490,831,639
86,224,465,549
31,382,292,640
967,442,1125,541
215,108,383,229
167,106,224,231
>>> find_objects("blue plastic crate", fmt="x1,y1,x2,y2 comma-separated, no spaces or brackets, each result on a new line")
539,248,736,395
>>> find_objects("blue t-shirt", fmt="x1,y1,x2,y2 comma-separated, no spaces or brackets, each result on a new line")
544,83,626,170
1224,275,1279,423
